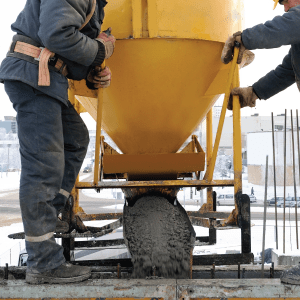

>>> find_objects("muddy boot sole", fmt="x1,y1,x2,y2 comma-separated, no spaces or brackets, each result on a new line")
26,272,91,284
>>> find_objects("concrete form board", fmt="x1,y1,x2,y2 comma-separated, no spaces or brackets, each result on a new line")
1,279,300,299
0,279,176,299
177,279,300,299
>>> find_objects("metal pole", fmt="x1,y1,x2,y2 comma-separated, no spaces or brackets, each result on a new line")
271,112,278,249
232,67,243,213
206,109,213,210
7,146,9,170
261,155,268,278
291,110,299,249
93,63,105,185
297,109,300,186
283,109,287,254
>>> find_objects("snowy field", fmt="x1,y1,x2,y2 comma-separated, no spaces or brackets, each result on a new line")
1,172,300,267
0,171,21,192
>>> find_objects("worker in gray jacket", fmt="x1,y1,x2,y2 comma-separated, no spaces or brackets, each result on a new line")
221,0,300,285
0,0,115,284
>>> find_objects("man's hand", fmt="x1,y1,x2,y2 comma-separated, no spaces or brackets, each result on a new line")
87,66,112,88
221,31,246,64
96,28,116,59
227,87,258,110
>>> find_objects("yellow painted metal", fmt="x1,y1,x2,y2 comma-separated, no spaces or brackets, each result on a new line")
93,63,105,185
102,0,242,42
206,109,213,209
206,110,213,167
1,299,163,300
76,179,235,189
72,0,242,156
103,152,205,175
76,39,227,154
194,299,297,300
204,47,240,182
232,63,242,209
68,85,87,114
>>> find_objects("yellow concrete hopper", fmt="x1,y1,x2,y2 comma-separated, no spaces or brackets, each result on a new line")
72,0,242,178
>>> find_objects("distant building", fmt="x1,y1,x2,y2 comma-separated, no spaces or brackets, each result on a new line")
247,131,297,186
197,113,294,156
213,106,222,118
0,116,17,134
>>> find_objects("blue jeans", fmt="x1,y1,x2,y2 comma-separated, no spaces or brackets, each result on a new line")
4,80,89,272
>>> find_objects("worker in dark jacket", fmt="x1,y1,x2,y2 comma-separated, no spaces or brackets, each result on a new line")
221,0,300,110
221,0,300,285
0,0,115,284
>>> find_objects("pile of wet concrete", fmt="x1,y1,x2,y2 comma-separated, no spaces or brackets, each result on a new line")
123,195,195,278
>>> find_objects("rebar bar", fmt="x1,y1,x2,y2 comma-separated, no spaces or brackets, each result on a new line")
271,112,278,249
283,109,287,254
291,110,299,249
261,155,268,278
297,110,300,186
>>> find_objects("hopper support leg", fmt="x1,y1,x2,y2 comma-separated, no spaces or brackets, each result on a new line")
240,194,251,254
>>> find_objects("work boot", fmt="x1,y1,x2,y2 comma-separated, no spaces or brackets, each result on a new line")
26,262,91,284
281,265,300,285
56,219,69,233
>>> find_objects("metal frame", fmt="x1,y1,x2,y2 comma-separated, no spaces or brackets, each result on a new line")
64,47,251,266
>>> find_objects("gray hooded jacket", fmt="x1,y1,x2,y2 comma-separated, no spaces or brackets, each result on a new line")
0,0,106,105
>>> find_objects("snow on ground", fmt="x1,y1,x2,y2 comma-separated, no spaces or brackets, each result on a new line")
82,188,123,200
0,172,21,192
102,204,124,211
0,223,24,266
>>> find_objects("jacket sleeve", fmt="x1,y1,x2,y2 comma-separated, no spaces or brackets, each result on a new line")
38,0,101,67
242,6,300,50
252,49,295,100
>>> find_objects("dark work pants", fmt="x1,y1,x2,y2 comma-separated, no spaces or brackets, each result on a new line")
4,81,89,272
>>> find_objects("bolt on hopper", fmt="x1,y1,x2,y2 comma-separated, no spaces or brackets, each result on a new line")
66,0,253,269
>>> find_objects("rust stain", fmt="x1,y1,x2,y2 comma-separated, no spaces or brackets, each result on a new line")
113,287,132,291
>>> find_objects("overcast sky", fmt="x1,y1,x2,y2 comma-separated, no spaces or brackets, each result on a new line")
0,0,298,129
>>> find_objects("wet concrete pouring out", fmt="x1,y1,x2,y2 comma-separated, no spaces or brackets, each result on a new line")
123,195,195,278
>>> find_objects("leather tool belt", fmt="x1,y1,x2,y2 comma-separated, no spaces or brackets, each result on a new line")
7,35,68,86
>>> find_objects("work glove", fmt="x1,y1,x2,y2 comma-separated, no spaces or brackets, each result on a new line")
239,50,255,69
227,87,258,110
87,66,112,89
221,31,246,65
96,28,116,60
